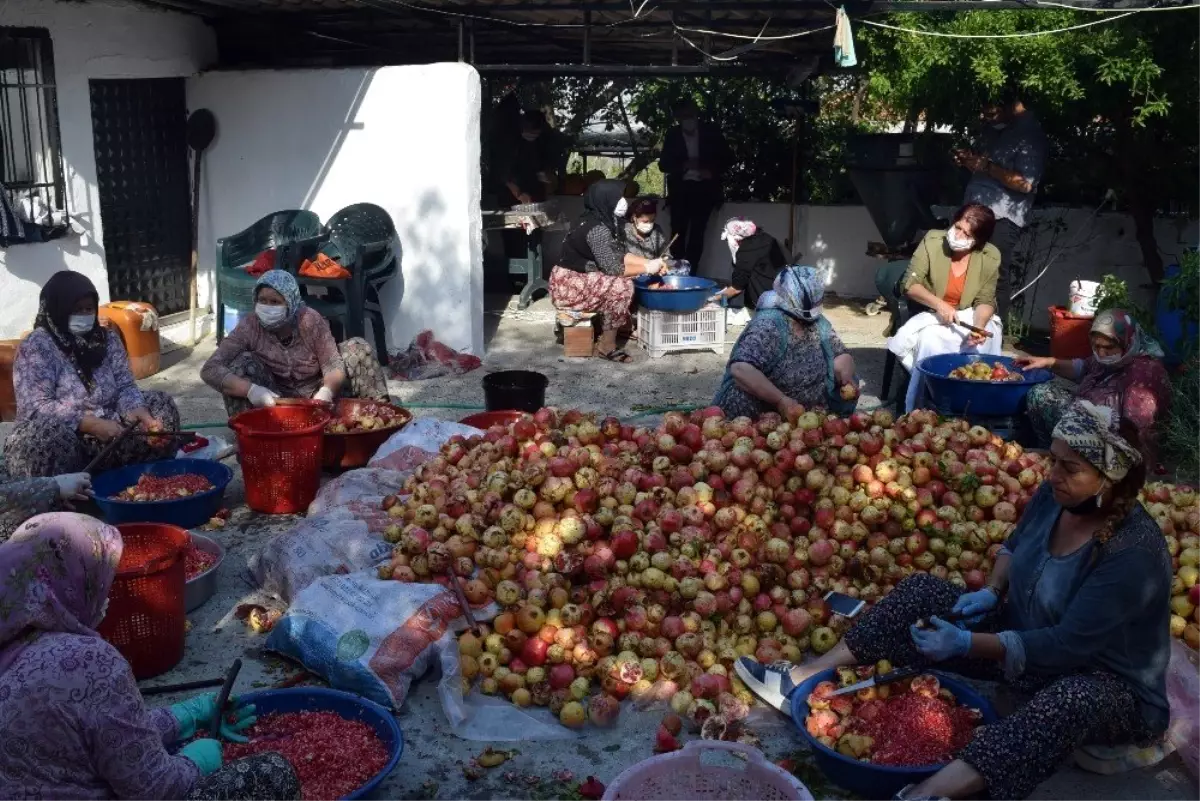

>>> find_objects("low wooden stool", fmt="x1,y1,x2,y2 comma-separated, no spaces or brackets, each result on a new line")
557,311,597,358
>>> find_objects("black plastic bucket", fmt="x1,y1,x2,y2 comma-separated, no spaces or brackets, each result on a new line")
482,370,549,412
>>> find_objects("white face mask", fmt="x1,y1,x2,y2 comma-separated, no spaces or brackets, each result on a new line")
522,131,539,142
98,597,110,624
991,122,1008,131
68,314,96,335
613,198,628,219
946,228,975,252
1094,350,1122,366
681,119,699,134
635,221,654,235
256,303,288,328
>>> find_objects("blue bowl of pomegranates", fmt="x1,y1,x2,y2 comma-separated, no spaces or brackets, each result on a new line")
789,667,997,799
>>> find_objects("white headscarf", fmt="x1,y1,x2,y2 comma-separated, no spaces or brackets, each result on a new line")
720,218,757,260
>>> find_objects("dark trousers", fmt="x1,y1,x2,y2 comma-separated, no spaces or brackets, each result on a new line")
669,182,720,267
990,218,1024,324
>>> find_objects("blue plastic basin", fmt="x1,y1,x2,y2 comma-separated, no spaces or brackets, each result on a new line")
790,669,998,799
634,274,718,314
916,353,1052,417
92,459,232,529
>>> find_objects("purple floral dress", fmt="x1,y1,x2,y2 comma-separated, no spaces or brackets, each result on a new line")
0,513,299,800
2,329,180,478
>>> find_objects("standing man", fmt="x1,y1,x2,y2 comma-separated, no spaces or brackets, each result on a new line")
954,87,1047,324
658,98,732,269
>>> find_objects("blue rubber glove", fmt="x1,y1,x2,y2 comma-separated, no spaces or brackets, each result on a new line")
179,738,223,776
168,692,257,743
951,587,1000,621
910,616,972,662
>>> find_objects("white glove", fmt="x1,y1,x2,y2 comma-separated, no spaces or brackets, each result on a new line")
313,387,335,403
54,473,92,502
643,258,664,275
247,384,279,408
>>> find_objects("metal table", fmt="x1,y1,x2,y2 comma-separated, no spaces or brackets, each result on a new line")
482,209,553,310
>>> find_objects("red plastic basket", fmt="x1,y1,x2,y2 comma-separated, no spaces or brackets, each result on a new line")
97,523,189,679
1048,305,1094,360
231,404,331,514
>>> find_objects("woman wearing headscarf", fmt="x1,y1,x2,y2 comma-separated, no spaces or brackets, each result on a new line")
886,203,1003,411
710,217,788,315
550,180,668,362
1018,308,1171,464
737,402,1170,801
0,513,301,800
622,197,669,261
201,270,388,417
3,271,180,479
713,265,858,420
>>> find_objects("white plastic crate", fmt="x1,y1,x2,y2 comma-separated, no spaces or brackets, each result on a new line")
636,304,726,358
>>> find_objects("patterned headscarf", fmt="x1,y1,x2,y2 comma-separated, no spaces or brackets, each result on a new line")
757,265,824,323
1052,400,1142,482
721,218,757,260
254,269,304,328
1090,309,1164,370
0,513,123,675
33,271,109,391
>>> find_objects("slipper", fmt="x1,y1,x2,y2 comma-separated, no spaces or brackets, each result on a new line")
596,349,633,363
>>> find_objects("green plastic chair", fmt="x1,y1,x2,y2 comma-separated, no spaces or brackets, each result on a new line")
215,210,323,341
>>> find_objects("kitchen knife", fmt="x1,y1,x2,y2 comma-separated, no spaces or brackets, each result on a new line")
830,665,922,697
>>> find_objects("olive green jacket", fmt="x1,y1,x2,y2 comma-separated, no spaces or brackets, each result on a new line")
901,230,1000,310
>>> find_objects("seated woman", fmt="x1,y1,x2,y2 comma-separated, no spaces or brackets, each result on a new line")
713,266,858,420
4,272,179,479
0,471,91,544
201,270,389,417
736,402,1170,801
888,203,1002,411
622,197,670,260
0,512,301,800
711,217,788,315
1018,309,1171,465
550,180,667,362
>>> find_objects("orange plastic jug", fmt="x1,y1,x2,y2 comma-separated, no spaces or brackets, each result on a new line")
0,338,21,422
99,301,161,380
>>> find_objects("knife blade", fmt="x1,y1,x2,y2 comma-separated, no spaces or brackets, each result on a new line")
830,665,923,697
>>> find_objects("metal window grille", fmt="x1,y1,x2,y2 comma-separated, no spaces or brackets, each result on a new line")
0,27,67,224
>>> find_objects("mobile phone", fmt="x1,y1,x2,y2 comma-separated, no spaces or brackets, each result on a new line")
824,591,866,619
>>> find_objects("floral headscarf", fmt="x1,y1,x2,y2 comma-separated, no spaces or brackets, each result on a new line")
1052,400,1142,482
33,271,109,392
0,513,122,675
720,218,757,260
1090,309,1164,370
757,265,824,323
254,269,305,328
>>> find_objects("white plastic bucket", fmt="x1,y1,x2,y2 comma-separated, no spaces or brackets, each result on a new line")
1068,279,1100,317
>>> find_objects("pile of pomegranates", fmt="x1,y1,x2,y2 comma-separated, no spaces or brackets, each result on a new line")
369,404,1054,727
1141,481,1200,650
805,666,982,766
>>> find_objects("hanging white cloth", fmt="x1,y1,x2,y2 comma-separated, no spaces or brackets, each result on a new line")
887,309,1004,412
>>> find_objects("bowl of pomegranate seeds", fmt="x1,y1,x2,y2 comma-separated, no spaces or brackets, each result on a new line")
222,688,403,800
184,533,224,612
789,666,997,798
92,459,233,528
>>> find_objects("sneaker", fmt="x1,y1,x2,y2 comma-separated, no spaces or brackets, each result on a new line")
734,656,798,714
893,785,949,801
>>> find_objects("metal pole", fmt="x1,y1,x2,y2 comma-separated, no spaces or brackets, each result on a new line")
583,9,592,66
458,21,464,62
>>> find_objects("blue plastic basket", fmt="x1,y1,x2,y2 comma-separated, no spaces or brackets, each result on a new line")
237,688,404,800
92,459,232,529
634,274,718,313
916,353,1052,417
789,669,998,799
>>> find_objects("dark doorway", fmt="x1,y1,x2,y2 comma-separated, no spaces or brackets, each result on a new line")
90,78,191,314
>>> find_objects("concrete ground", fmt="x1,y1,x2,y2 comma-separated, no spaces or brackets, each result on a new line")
3,293,1195,800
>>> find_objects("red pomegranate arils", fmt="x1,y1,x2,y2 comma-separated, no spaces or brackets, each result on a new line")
115,473,214,502
223,711,389,800
184,543,217,580
853,692,979,766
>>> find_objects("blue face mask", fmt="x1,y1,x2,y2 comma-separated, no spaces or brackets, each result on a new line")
68,314,96,335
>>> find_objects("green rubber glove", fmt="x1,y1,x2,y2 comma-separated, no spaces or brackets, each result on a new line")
179,738,223,776
168,692,257,743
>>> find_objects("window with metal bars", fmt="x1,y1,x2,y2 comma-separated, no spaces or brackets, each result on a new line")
0,27,67,230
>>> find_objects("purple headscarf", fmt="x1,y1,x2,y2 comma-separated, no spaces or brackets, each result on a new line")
0,512,122,675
